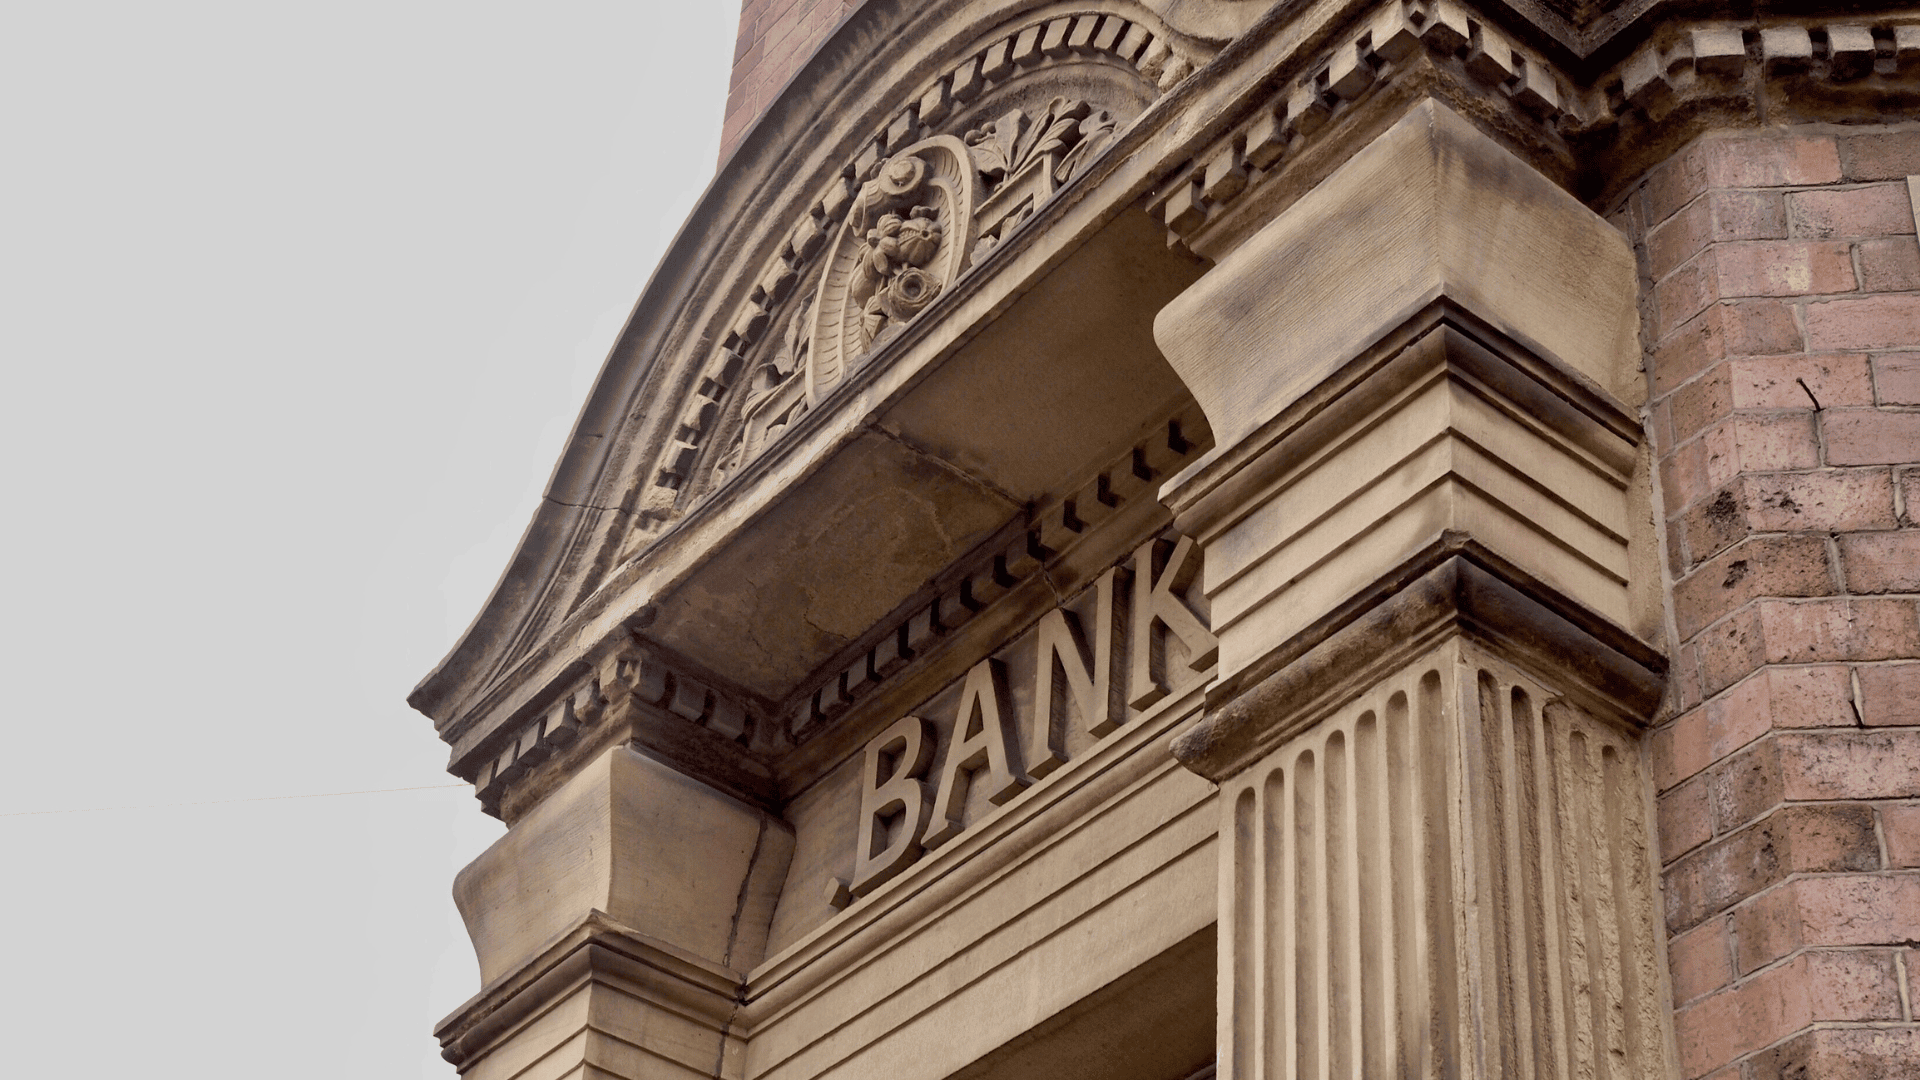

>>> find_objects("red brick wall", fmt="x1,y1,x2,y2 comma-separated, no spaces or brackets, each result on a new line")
723,0,864,163
1618,128,1920,1079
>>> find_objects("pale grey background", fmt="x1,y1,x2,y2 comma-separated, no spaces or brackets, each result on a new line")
0,3,736,1074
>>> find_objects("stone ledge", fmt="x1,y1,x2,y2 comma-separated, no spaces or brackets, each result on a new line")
1171,547,1668,782
434,909,744,1070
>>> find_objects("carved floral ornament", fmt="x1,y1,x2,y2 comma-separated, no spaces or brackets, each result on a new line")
808,139,972,404
620,9,1193,544
711,97,1128,487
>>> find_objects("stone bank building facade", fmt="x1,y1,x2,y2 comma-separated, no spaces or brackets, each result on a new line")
413,3,1920,1078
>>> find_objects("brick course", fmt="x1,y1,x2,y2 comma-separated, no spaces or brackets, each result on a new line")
1626,125,1920,1079
721,0,863,163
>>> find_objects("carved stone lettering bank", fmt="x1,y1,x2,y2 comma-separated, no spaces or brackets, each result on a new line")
845,534,1216,900
415,2,1920,1080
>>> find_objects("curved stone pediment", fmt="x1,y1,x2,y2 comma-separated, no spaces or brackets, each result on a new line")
410,0,1218,813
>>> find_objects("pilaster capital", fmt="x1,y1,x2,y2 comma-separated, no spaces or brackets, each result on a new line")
1172,550,1666,783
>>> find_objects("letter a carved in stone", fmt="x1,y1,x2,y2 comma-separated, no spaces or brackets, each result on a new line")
850,714,936,897
924,657,1026,849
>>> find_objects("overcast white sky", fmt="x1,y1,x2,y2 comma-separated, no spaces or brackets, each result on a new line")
0,3,737,1075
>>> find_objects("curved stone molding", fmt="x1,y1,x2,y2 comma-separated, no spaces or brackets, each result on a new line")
455,746,793,986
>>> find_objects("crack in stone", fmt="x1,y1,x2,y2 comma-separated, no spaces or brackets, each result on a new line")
862,422,1023,510
542,493,629,514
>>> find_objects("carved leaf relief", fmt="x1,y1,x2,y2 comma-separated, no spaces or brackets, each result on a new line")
616,9,1194,547
965,96,1114,193
967,97,1119,261
715,295,816,484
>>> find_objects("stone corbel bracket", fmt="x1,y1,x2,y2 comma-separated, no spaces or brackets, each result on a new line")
789,399,1211,746
627,7,1204,540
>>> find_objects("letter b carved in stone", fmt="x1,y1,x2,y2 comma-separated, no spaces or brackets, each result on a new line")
850,714,936,897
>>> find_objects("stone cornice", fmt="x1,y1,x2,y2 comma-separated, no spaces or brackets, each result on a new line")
1151,3,1920,244
411,0,1212,751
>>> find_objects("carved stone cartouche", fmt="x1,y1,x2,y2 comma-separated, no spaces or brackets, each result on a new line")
807,137,976,402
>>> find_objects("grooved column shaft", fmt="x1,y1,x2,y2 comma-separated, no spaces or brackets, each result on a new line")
1216,640,1669,1080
